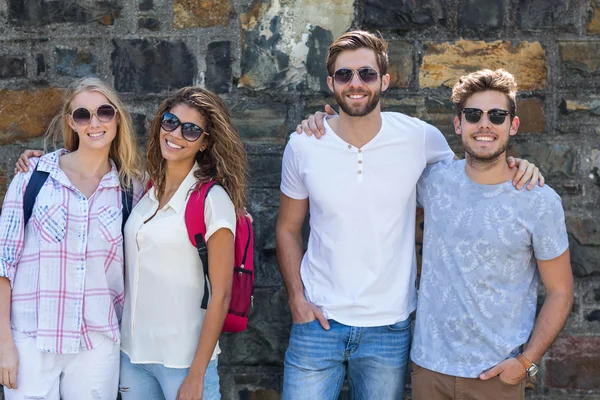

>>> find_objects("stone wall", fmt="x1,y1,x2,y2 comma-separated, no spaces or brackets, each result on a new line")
0,0,598,399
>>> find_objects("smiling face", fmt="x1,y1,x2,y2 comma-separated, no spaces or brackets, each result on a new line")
159,103,208,167
67,90,119,152
327,48,390,118
454,90,520,163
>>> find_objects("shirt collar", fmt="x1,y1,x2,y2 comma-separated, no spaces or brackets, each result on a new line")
150,162,200,214
37,149,120,189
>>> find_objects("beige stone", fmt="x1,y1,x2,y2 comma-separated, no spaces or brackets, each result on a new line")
174,0,232,29
565,100,591,111
388,41,413,88
559,42,600,73
420,40,546,90
517,98,545,133
0,88,64,146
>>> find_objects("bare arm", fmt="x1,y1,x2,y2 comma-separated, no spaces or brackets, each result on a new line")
0,278,18,389
177,228,234,400
276,193,329,329
480,249,573,384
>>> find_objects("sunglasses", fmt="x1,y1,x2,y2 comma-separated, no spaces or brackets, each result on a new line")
71,104,117,126
332,67,380,85
160,112,207,142
461,108,513,125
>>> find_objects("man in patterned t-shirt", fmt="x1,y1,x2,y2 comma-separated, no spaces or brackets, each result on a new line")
410,69,573,400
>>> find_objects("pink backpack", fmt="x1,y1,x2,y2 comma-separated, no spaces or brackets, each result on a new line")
185,181,255,333
148,180,254,332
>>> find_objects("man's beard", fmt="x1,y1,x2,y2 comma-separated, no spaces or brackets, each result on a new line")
462,132,509,170
334,85,381,117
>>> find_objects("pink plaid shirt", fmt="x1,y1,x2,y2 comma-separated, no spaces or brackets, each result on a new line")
0,149,142,354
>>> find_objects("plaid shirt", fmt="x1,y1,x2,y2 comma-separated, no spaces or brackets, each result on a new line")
0,149,141,354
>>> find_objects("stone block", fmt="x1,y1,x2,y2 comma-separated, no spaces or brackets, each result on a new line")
517,0,577,31
138,17,160,31
247,153,283,188
239,0,352,91
229,101,287,142
589,0,600,35
0,88,64,145
218,287,290,365
388,41,413,88
558,95,600,135
569,233,600,277
558,41,600,86
139,0,153,11
517,98,545,133
111,39,196,94
506,142,576,179
567,216,600,246
580,278,600,305
55,47,97,78
0,168,8,206
240,388,280,400
363,0,448,31
585,310,600,322
8,0,121,26
420,40,546,90
174,0,232,29
459,0,502,36
546,336,600,390
206,41,232,94
36,54,46,76
0,57,25,78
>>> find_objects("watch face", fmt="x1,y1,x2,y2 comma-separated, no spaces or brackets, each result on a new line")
528,364,540,377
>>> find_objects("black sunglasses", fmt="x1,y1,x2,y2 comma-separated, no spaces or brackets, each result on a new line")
461,108,513,125
160,112,207,142
332,68,380,85
71,104,117,126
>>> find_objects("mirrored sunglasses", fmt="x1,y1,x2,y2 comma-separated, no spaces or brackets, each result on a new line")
160,112,206,142
332,68,380,85
71,104,117,126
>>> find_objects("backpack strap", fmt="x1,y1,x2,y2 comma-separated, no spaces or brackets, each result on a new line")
121,186,134,232
184,180,219,310
23,164,50,227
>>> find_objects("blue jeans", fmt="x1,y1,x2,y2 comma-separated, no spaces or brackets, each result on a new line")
119,352,220,400
283,317,412,400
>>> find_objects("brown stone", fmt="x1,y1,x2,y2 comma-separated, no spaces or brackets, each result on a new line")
0,168,8,207
174,0,232,29
546,336,600,390
0,88,64,146
567,217,600,246
247,389,280,400
388,41,413,88
517,98,545,133
420,40,546,90
559,41,600,74
589,0,600,35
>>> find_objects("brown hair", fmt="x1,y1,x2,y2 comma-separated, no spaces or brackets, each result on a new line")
146,87,248,216
45,77,144,189
451,69,518,116
326,30,389,76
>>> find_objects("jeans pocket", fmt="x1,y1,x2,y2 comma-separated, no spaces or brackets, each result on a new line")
411,361,426,377
386,317,411,331
498,375,522,387
292,319,317,327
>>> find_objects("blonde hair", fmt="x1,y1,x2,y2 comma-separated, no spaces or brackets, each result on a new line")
326,30,389,76
45,77,144,188
146,87,248,216
451,69,518,116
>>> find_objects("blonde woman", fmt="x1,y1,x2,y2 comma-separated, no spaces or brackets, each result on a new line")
118,87,247,400
0,77,144,400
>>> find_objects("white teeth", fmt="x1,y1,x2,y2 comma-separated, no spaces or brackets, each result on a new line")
474,136,494,142
166,140,183,149
88,132,105,138
349,95,364,99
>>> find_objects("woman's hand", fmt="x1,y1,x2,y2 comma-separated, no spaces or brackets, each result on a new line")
0,336,19,389
14,150,45,174
176,372,204,400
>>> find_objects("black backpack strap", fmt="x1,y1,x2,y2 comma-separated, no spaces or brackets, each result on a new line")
198,182,220,310
121,186,134,233
23,165,50,227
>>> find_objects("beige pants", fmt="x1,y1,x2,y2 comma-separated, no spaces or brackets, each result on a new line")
411,362,525,400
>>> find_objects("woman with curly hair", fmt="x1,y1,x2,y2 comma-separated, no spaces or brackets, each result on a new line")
118,87,248,400
0,77,144,400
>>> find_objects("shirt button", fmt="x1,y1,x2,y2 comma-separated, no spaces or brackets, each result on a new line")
358,160,363,164
358,170,363,174
358,149,362,153
347,144,352,149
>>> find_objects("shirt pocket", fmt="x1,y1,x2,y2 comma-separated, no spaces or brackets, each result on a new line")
34,204,67,243
98,205,123,245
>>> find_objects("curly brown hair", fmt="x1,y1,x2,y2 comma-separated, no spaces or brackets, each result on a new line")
326,30,389,76
451,69,518,117
146,87,248,216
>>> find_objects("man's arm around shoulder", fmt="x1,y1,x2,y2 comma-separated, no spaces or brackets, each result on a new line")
276,193,329,330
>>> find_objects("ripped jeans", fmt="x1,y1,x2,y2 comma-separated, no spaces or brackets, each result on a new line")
119,352,220,400
3,331,120,400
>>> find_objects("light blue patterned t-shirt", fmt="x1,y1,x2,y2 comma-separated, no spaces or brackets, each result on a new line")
411,159,569,378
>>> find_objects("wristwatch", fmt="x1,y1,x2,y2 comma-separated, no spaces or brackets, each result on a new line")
517,354,539,378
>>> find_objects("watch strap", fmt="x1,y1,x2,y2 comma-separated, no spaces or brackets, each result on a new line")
517,354,533,370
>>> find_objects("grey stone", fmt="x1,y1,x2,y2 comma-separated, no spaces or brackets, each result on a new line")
586,310,600,322
459,0,502,35
507,142,577,179
569,234,600,277
55,48,97,78
137,17,160,31
363,0,448,31
111,39,196,94
8,0,121,26
229,101,287,142
139,0,152,11
305,26,333,92
0,57,25,78
518,0,578,30
206,41,232,94
248,154,283,188
35,54,46,76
